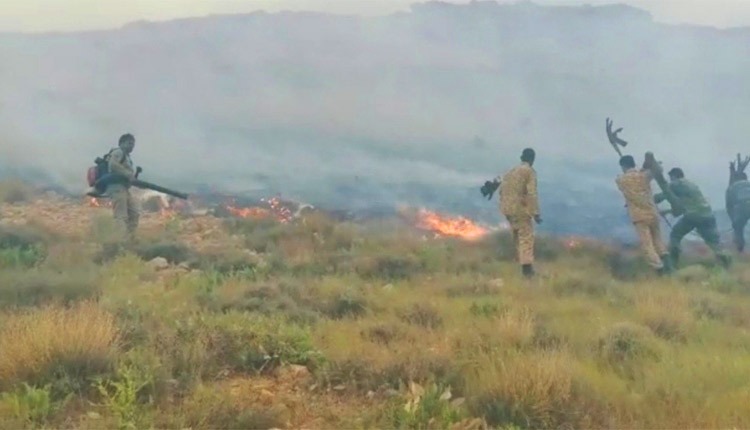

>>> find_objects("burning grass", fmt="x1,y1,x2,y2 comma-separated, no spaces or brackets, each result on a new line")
2,188,750,428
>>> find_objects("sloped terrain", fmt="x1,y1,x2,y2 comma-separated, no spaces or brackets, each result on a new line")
2,181,750,429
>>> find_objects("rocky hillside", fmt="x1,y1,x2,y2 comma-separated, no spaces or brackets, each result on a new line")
1,0,749,240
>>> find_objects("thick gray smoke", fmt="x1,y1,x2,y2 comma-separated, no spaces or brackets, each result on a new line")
1,1,749,240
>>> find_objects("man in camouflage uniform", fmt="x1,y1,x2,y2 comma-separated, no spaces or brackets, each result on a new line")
726,171,750,252
106,133,140,241
656,167,730,268
615,155,671,275
498,148,541,278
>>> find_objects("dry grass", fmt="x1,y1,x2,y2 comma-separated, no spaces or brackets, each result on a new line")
494,307,537,348
0,301,120,390
635,290,695,342
3,191,750,428
465,351,582,428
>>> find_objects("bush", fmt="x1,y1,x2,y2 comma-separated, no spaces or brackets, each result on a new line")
0,269,100,309
597,322,662,378
192,248,264,274
381,381,469,429
636,295,694,342
158,383,285,430
0,383,66,428
0,180,33,204
191,312,322,372
466,351,584,429
0,225,49,268
323,291,369,319
0,301,120,393
135,241,194,264
398,303,444,330
550,271,611,297
357,254,424,280
690,294,729,321
361,323,407,346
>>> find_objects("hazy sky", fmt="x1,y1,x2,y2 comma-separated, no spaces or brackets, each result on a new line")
2,0,750,33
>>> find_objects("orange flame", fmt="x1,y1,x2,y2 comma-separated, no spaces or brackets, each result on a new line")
414,208,489,241
87,198,112,208
224,197,294,223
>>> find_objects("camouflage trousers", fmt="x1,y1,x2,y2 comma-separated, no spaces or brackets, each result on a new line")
506,215,534,265
670,214,727,264
108,184,139,240
633,218,667,269
730,201,750,252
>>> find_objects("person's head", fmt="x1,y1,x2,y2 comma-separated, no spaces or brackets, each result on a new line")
668,167,684,181
119,133,135,153
619,155,636,172
521,148,536,165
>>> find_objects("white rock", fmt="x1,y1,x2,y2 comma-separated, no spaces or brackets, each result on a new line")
148,257,170,270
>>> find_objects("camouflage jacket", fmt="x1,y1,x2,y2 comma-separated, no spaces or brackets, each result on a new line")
726,179,750,217
498,162,539,218
615,168,659,223
655,178,712,218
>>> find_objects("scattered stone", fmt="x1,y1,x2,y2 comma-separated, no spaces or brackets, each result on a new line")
332,384,346,391
148,257,170,270
288,364,311,379
385,389,400,398
86,412,101,420
382,283,394,291
489,278,505,289
277,364,311,384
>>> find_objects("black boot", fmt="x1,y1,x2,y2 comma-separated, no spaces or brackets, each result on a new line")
660,254,674,274
521,264,535,278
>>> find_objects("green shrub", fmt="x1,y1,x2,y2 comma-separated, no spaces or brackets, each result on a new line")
157,384,285,430
381,381,468,430
398,303,443,329
0,269,100,309
0,225,49,268
597,322,662,378
202,312,322,372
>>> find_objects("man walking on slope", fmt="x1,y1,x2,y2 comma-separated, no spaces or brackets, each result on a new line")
615,155,672,275
492,148,541,278
656,167,731,268
726,172,750,253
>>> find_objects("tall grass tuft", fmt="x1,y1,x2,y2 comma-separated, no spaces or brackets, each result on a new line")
0,301,120,391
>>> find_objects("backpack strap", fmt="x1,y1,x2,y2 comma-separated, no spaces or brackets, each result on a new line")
103,147,127,164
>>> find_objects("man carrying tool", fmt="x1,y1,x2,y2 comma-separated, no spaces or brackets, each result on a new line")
656,167,731,268
615,155,672,275
481,148,541,278
106,133,140,241
726,171,750,252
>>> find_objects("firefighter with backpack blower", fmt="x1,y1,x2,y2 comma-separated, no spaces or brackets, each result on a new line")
86,133,190,242
86,133,141,241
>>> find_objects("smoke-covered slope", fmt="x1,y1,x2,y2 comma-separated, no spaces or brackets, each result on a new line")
1,0,749,241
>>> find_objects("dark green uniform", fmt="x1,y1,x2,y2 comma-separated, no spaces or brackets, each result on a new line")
726,179,750,252
655,178,729,266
